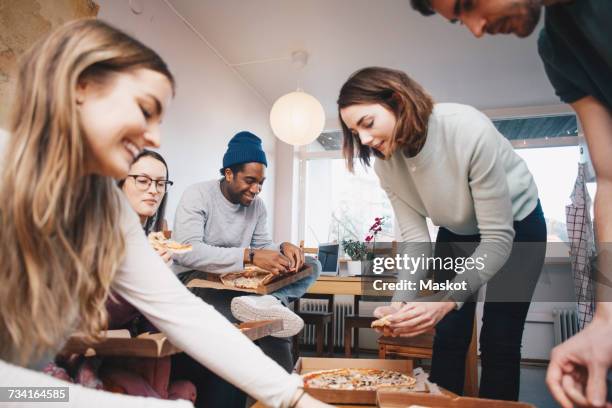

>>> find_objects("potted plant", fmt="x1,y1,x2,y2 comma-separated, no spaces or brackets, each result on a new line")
341,239,367,276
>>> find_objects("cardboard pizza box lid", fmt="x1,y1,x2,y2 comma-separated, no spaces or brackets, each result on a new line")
377,389,535,408
187,265,313,294
62,330,181,358
295,357,414,405
62,320,281,358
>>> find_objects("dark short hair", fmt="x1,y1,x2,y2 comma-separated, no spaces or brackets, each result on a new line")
118,149,170,234
219,163,246,176
410,0,436,16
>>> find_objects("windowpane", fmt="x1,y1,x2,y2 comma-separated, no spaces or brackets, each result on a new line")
514,146,582,242
304,158,394,247
303,146,585,246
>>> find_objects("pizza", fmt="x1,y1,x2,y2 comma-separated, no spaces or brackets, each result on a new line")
148,232,193,254
220,266,277,289
302,368,416,391
371,314,392,329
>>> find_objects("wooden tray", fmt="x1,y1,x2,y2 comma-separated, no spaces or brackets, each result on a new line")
187,265,313,294
377,389,535,408
62,320,283,358
295,357,413,405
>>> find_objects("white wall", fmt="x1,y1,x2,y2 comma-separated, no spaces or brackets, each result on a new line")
273,138,298,243
97,0,276,229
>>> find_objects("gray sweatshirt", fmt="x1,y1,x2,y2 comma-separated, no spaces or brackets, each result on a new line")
172,179,279,274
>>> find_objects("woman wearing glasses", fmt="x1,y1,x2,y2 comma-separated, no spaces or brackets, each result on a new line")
119,150,173,263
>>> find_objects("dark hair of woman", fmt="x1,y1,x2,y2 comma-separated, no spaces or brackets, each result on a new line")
337,66,434,172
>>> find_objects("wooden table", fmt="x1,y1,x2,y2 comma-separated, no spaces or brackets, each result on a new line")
307,275,396,296
305,276,394,357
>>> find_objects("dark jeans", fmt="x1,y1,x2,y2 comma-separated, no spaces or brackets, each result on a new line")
170,282,293,408
429,201,546,401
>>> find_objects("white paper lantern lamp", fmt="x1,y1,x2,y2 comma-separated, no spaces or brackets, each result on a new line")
269,90,325,146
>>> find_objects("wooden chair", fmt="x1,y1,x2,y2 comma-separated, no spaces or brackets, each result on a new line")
292,241,334,359
344,241,397,357
378,315,479,397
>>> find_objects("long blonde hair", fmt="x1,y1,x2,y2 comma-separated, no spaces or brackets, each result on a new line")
0,19,174,366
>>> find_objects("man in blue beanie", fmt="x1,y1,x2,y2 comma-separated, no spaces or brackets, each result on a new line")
170,131,320,408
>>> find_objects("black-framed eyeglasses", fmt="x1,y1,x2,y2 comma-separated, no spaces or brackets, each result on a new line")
127,175,174,193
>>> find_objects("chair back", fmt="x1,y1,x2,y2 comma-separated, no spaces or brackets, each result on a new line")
299,240,319,255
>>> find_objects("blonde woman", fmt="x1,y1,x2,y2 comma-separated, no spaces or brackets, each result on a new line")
0,19,327,408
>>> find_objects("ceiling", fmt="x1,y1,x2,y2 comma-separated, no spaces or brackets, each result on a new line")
166,0,561,125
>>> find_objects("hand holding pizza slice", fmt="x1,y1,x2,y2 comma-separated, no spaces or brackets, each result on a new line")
148,231,193,254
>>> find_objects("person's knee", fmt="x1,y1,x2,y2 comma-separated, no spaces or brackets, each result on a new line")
302,257,321,286
305,257,321,278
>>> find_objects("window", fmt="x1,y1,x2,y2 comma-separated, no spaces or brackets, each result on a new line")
303,158,394,247
515,146,582,242
300,111,587,246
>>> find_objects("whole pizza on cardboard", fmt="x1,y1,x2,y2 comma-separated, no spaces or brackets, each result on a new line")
302,368,416,391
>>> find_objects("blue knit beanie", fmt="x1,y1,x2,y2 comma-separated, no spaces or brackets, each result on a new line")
222,131,268,169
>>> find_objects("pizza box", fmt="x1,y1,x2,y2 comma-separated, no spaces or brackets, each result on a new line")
294,357,413,405
377,389,535,408
62,320,282,358
62,330,181,358
187,265,313,295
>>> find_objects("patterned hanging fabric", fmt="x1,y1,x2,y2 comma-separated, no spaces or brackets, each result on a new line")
565,162,596,328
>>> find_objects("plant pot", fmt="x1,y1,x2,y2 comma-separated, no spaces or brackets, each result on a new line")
361,259,374,275
347,260,362,276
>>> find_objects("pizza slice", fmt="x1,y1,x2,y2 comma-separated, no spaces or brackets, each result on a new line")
371,314,392,328
220,266,277,289
148,231,193,254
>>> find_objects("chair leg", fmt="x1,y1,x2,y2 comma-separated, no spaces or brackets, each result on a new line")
344,324,352,357
378,343,386,359
315,323,324,356
355,327,361,357
327,316,334,356
464,320,479,397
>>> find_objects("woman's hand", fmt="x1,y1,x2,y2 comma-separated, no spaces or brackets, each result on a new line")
383,302,455,337
154,246,172,265
373,303,402,319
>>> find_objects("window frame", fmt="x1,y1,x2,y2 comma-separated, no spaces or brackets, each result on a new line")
297,104,586,245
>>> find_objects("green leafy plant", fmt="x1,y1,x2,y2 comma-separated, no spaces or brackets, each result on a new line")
341,239,367,261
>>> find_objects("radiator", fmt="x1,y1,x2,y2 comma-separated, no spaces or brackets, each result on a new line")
552,308,580,345
298,300,353,348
